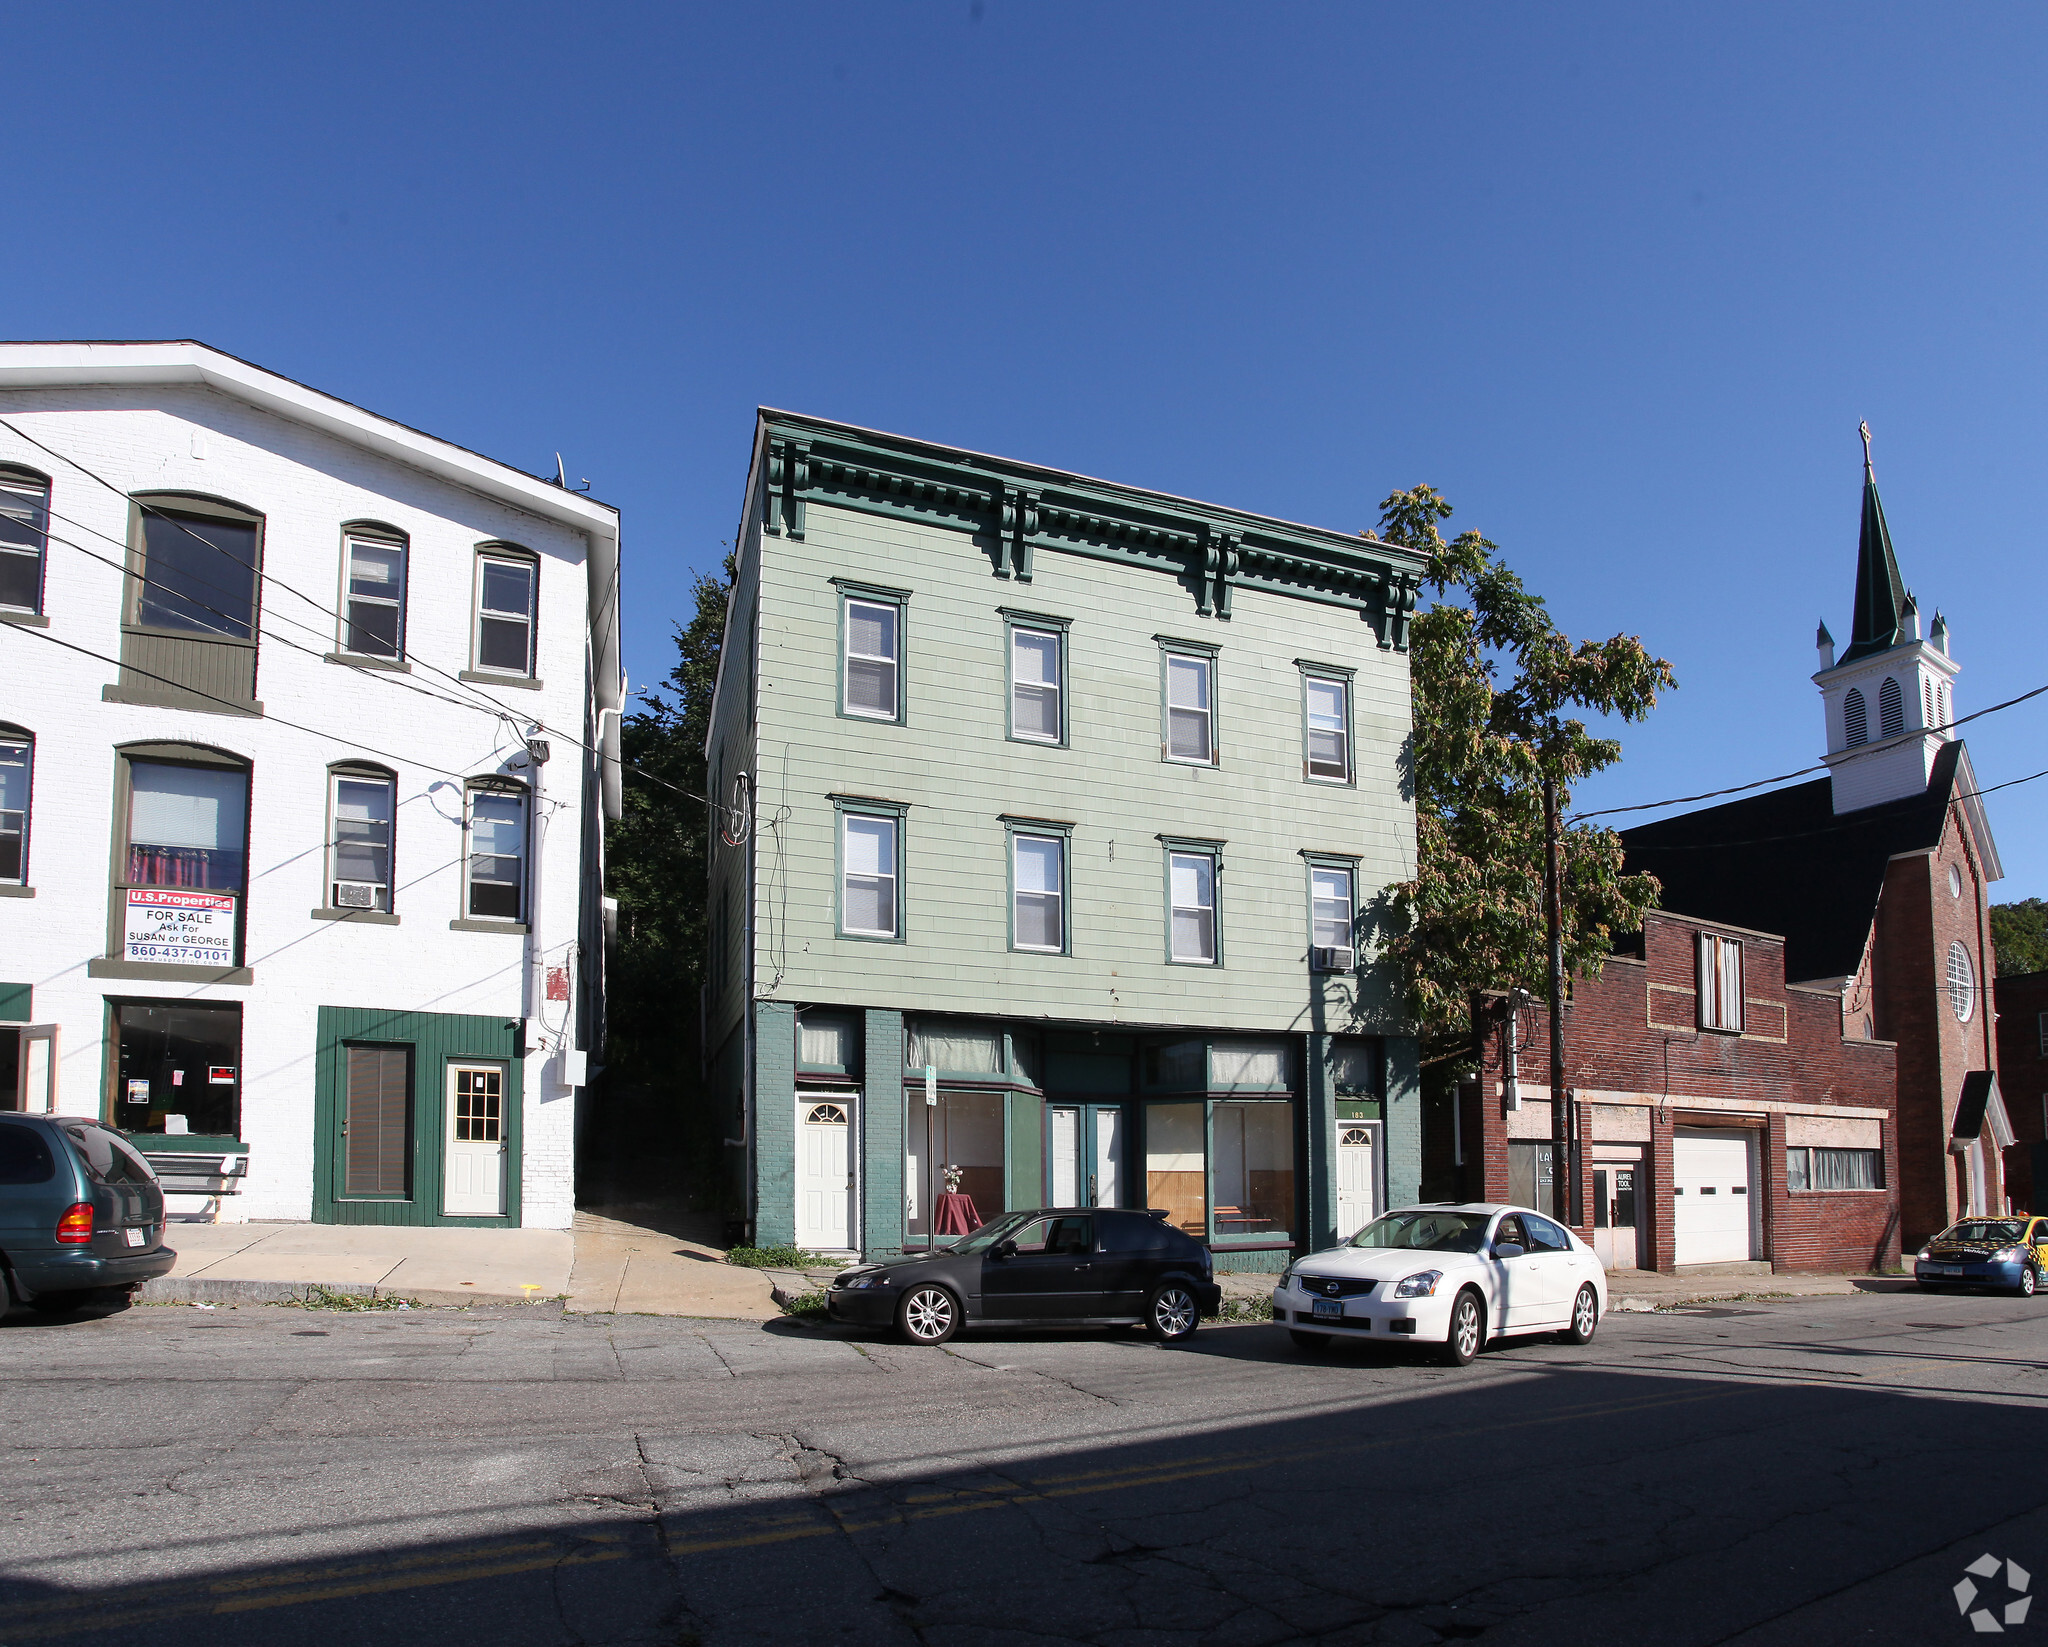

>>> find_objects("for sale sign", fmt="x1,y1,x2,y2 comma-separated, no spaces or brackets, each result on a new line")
123,889,237,966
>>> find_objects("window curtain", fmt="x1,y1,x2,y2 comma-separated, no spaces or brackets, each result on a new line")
127,761,247,889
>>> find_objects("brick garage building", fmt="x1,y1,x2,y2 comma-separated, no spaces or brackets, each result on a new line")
1993,971,2048,1213
1455,910,1898,1274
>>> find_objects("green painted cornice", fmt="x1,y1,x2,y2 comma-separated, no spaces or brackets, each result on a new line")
758,411,1427,651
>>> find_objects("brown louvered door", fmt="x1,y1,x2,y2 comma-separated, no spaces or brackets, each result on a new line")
344,1046,411,1198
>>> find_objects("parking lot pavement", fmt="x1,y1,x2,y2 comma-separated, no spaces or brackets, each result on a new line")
5,1288,2048,1645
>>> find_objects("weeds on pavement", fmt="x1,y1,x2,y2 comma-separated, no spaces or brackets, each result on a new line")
728,1245,827,1269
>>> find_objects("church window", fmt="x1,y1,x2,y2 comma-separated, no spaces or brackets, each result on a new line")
1924,678,1937,728
1949,864,1963,899
1947,941,1975,1024
1843,688,1868,747
1879,677,1904,738
1939,681,1951,729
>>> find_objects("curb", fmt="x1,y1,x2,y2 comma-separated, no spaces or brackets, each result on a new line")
138,1276,543,1309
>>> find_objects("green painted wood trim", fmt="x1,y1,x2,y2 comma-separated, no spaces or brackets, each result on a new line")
753,1001,798,1247
1304,1032,1337,1252
1383,1036,1422,1208
1001,817,1073,957
1001,613,1069,749
0,982,30,1022
1157,839,1225,968
834,584,907,727
1156,641,1220,767
310,1005,524,1227
1300,852,1361,977
861,1009,905,1258
1008,1090,1043,1213
830,796,908,944
758,413,1426,648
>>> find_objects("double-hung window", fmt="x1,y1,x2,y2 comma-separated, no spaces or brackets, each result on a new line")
1300,665,1353,783
1004,612,1067,744
0,468,49,615
0,729,30,884
835,800,904,940
1163,839,1222,964
1006,819,1070,953
340,529,407,659
328,768,396,913
473,549,537,677
1305,855,1356,971
1698,931,1743,1031
1160,641,1218,764
838,583,907,722
463,783,527,922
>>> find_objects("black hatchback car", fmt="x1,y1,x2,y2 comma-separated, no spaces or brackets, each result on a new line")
1,1114,177,1314
827,1207,1222,1344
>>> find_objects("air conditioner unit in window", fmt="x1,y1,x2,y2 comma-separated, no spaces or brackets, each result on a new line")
334,882,380,910
1311,945,1356,973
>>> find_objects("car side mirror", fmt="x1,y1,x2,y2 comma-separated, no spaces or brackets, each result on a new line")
1493,1241,1526,1260
992,1238,1017,1260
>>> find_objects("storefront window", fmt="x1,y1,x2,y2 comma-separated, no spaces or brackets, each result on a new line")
1142,1040,1204,1091
1145,1101,1206,1237
1212,1100,1294,1235
1210,1040,1292,1090
907,1020,1004,1075
113,1000,241,1138
905,1089,1005,1240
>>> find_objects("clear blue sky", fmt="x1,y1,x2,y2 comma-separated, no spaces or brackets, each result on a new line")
10,5,2046,895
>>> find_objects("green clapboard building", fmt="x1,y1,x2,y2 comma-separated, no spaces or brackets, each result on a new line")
703,413,1427,1271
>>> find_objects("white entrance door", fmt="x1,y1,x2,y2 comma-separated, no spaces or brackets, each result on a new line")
443,1064,507,1217
1673,1128,1754,1264
1335,1124,1378,1240
796,1096,855,1251
18,1024,58,1113
1093,1108,1122,1208
1050,1107,1081,1206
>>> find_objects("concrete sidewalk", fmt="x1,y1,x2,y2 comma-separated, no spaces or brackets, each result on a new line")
138,1206,778,1317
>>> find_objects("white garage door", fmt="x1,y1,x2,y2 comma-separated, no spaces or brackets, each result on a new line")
1673,1127,1755,1265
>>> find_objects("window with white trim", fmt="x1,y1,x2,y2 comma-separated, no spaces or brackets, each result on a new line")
1698,931,1743,1031
341,530,407,659
1010,626,1063,743
1843,687,1868,747
841,597,901,720
1164,654,1214,764
841,812,899,937
0,729,30,883
1169,850,1218,964
1948,941,1975,1023
1011,832,1065,952
1303,674,1350,781
463,784,527,921
0,468,49,614
1879,675,1904,738
328,769,395,912
473,550,536,676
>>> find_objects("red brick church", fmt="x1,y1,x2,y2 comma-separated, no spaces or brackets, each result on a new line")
1444,435,2010,1271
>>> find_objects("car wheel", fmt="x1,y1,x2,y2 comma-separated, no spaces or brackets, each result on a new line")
1146,1284,1199,1343
2021,1266,2039,1299
895,1285,959,1346
1441,1288,1485,1366
1564,1284,1599,1345
1288,1329,1332,1353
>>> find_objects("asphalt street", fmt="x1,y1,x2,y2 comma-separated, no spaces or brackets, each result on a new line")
2,1285,2044,1647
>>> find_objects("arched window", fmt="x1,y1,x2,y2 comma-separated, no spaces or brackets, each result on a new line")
1878,676,1904,738
111,742,251,971
0,466,51,616
1939,681,1951,730
471,543,538,679
1948,941,1975,1023
1923,678,1936,728
0,725,31,884
1843,688,1868,747
339,523,408,660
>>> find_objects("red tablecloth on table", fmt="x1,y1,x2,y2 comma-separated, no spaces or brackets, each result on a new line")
933,1193,982,1236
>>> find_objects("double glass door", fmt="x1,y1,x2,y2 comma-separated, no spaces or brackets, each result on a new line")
1047,1104,1122,1210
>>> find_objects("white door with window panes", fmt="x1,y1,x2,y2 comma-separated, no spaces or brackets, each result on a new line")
443,1064,507,1216
796,1097,856,1251
1335,1123,1378,1240
1049,1105,1123,1208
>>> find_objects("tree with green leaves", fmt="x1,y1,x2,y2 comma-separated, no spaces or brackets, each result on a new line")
1993,899,2048,978
583,555,733,1204
1370,486,1675,1059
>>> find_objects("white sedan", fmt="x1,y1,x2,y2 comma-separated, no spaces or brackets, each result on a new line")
1271,1203,1609,1365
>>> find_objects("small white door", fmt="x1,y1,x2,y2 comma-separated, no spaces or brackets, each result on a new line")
18,1024,58,1113
1049,1107,1081,1206
1335,1124,1378,1240
443,1063,507,1217
1673,1127,1754,1265
796,1096,855,1251
1093,1108,1122,1208
1967,1139,1989,1216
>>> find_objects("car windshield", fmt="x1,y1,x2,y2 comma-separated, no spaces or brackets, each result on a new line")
1942,1220,2026,1244
942,1211,1036,1255
1348,1210,1491,1253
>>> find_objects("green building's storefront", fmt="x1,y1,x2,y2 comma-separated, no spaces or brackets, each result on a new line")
753,1006,1417,1271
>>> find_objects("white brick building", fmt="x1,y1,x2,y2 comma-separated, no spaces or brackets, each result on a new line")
0,343,622,1228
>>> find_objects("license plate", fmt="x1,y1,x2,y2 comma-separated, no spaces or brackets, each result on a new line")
124,1227,146,1248
1312,1298,1343,1320
1929,1263,1958,1275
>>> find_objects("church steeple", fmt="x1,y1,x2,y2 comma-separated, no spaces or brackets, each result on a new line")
1840,421,1910,665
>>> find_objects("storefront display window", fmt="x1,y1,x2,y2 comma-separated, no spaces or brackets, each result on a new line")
906,1089,1005,1240
1145,1101,1206,1236
1212,1100,1294,1234
113,1000,241,1138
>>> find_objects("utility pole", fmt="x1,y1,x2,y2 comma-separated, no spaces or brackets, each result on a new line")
1543,775,1572,1225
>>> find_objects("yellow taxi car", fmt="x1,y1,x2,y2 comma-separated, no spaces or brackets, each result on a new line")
1914,1215,2048,1295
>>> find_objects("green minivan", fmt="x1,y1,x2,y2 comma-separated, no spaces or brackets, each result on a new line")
0,1114,177,1313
